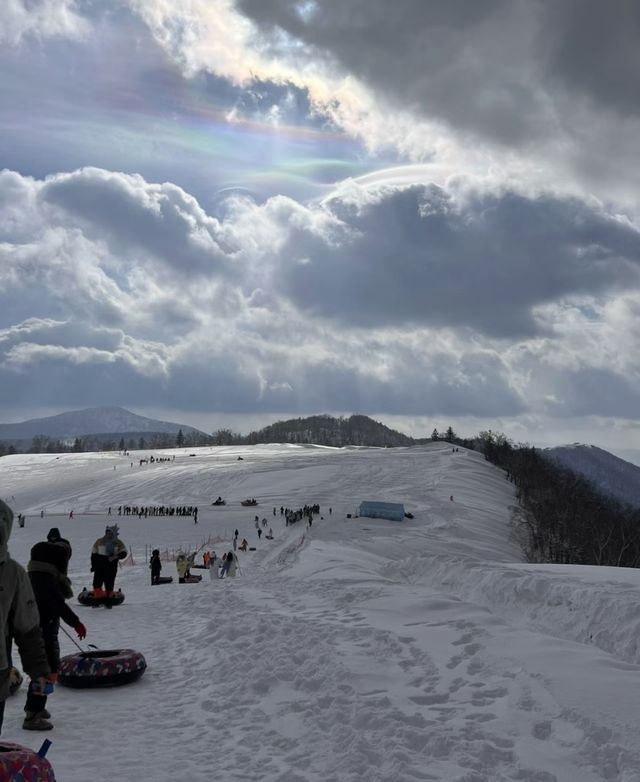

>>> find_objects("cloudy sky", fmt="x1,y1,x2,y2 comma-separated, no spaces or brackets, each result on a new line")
2,0,640,452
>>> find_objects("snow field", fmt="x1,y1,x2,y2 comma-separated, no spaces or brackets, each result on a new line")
1,443,640,781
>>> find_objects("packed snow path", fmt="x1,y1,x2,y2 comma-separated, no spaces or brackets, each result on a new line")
3,443,640,781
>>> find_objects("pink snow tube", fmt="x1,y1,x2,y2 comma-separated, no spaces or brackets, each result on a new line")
0,742,56,782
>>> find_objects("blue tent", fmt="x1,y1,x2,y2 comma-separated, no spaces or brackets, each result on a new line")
358,501,405,522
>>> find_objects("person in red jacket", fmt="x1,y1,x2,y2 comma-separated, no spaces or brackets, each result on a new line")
23,536,87,731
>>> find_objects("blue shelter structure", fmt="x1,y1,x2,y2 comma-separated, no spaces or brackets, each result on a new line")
358,501,405,522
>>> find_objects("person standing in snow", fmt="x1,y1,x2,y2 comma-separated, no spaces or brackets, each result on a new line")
176,552,188,583
220,551,238,578
219,552,235,578
226,551,238,578
208,551,219,580
0,500,51,734
150,549,162,585
90,524,127,599
23,536,87,731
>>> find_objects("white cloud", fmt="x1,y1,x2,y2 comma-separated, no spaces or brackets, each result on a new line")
122,0,640,209
1,0,88,44
2,165,640,434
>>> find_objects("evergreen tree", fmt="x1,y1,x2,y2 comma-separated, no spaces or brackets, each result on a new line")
431,428,440,441
176,429,185,447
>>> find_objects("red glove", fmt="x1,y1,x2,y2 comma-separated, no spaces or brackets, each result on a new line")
48,673,58,684
75,622,87,640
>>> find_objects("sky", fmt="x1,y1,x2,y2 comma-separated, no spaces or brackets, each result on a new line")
2,1,640,452
4,443,640,781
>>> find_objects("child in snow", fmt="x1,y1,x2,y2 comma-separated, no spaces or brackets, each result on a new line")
176,552,188,583
208,551,219,581
0,501,51,735
219,552,237,578
226,551,238,578
24,536,87,731
239,538,248,552
90,524,127,599
150,549,162,585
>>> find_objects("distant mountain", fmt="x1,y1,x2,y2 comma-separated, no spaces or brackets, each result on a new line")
246,414,417,447
0,406,206,441
544,444,640,509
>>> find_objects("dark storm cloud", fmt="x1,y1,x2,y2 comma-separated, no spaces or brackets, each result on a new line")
273,184,640,337
546,368,640,418
235,0,640,186
0,331,523,418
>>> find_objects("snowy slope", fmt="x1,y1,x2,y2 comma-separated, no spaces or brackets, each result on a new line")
545,443,640,508
2,443,640,782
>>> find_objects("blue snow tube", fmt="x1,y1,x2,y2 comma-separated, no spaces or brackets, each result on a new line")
58,649,146,688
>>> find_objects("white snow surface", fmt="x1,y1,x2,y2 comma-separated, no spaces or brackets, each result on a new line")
2,442,640,782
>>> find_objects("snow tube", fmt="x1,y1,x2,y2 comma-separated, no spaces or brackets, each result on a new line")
183,574,202,583
0,741,56,781
212,499,226,506
78,589,125,607
155,576,173,584
58,649,146,689
240,499,258,506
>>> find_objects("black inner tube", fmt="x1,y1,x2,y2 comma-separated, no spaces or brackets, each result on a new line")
79,650,125,659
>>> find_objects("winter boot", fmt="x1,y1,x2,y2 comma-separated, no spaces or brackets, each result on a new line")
23,712,53,731
35,708,51,719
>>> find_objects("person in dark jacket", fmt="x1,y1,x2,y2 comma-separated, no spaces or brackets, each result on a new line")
0,500,51,735
46,528,72,562
150,549,162,585
23,538,87,731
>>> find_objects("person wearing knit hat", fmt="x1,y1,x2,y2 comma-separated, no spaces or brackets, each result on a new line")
46,528,72,567
23,539,87,730
0,500,51,734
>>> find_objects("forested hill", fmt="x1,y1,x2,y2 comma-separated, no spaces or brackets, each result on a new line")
244,415,416,447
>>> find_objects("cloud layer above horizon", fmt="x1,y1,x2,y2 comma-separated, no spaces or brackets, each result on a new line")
1,0,640,444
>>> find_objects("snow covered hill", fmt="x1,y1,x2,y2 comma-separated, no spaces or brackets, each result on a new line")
544,443,640,508
2,443,640,781
0,406,205,440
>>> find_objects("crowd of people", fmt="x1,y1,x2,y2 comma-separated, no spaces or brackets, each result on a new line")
117,505,199,519
284,503,322,527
